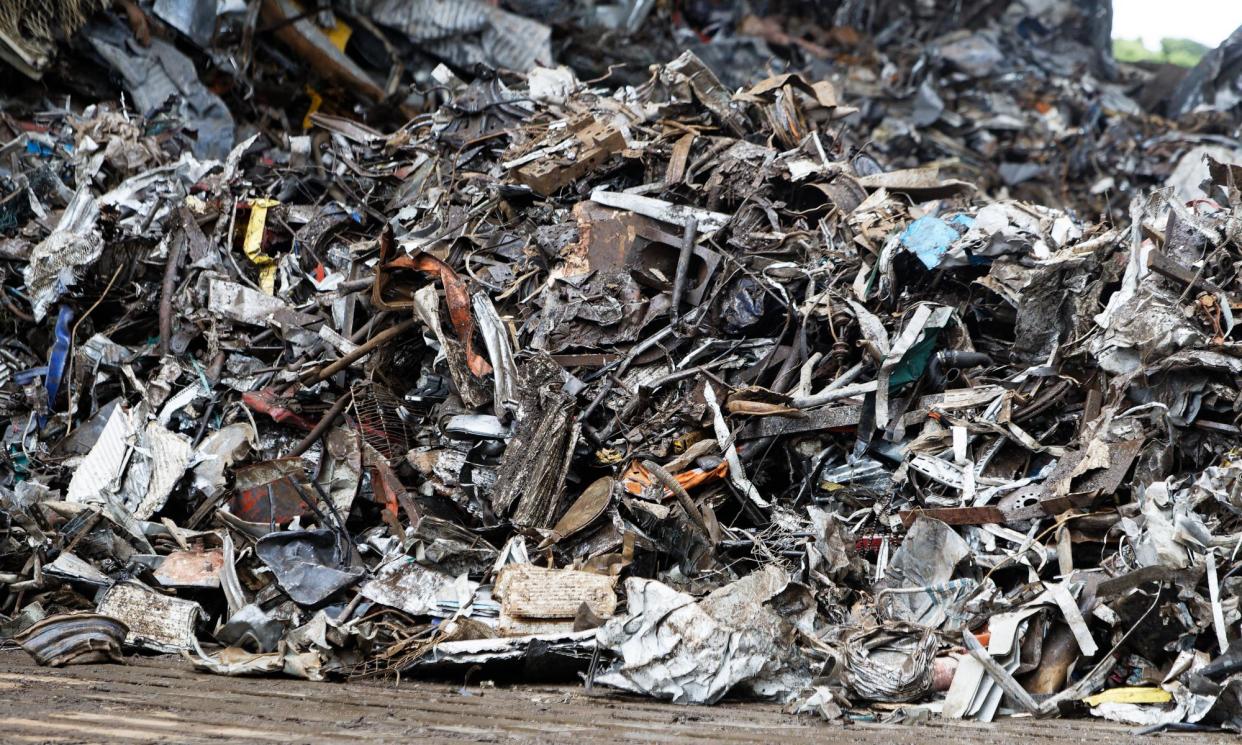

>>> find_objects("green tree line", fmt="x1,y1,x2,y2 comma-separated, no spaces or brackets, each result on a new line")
1113,37,1209,67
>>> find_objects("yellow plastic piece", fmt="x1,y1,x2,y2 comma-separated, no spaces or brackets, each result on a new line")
324,17,352,51
243,198,281,294
302,85,323,131
1083,687,1173,706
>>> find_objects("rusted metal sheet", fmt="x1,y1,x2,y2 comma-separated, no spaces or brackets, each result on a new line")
515,116,626,195
898,506,1006,529
568,201,721,304
154,547,225,589
229,458,316,525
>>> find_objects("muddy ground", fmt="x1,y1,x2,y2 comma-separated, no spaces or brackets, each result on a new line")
0,649,1226,743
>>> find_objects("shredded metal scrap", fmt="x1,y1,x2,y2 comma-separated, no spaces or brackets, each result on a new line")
0,0,1241,734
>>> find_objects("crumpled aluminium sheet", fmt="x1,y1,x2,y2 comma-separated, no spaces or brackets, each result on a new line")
84,23,234,159
358,557,474,616
877,517,976,630
22,186,101,321
64,404,193,522
350,0,551,72
26,151,216,320
186,640,327,681
98,153,220,238
840,626,938,703
595,566,809,704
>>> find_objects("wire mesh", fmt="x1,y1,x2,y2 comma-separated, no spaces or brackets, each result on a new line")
350,379,413,460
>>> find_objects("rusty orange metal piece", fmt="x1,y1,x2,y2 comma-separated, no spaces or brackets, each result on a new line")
620,459,728,497
372,226,491,378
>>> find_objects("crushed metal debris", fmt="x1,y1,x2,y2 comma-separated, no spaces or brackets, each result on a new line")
1,0,1242,734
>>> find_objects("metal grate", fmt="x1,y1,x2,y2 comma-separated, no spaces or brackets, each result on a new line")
350,379,413,461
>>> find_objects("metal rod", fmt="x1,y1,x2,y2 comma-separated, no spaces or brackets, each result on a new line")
288,389,355,457
303,317,418,384
670,217,697,323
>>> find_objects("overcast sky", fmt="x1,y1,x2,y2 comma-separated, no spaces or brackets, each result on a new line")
1112,0,1242,49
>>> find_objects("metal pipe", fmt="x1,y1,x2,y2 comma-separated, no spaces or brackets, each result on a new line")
927,351,992,391
791,379,878,409
641,459,713,543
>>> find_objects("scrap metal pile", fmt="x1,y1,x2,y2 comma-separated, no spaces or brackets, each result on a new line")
3,0,1242,732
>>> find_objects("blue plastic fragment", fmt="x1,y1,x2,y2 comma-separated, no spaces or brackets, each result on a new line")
25,141,53,158
13,366,48,386
898,214,974,269
41,305,75,427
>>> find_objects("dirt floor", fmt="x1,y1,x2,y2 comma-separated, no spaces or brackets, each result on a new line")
0,648,1226,744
